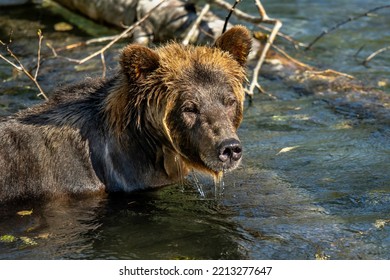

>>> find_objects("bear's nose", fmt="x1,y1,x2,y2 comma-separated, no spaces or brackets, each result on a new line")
218,139,242,163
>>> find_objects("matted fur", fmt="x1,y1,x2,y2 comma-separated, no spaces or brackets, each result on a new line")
0,26,251,202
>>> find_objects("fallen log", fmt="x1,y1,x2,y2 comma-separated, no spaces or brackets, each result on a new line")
18,1,390,124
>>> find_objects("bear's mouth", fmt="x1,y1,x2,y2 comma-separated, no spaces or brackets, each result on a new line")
201,155,242,173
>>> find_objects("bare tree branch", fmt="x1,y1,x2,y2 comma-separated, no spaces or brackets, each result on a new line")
212,0,302,47
34,29,43,80
213,0,262,23
80,0,167,64
306,5,390,50
100,52,106,79
0,32,48,100
49,0,167,68
0,51,21,70
246,0,282,97
363,46,390,67
183,3,210,45
222,0,241,34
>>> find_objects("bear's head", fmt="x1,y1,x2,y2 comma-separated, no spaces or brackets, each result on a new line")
112,26,251,180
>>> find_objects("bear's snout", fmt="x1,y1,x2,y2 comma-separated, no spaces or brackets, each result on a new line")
217,138,242,167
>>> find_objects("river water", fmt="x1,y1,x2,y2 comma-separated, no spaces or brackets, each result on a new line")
0,0,389,259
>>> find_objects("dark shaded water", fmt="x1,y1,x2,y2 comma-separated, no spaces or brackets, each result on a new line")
0,0,389,259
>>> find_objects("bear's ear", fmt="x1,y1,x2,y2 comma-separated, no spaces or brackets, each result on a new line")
120,44,160,81
215,26,252,67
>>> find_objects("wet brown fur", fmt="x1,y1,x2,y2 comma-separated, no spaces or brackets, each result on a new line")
0,26,251,202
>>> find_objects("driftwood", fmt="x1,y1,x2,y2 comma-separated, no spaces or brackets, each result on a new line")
259,46,390,124
47,0,168,79
1,0,389,124
363,46,390,67
53,0,224,44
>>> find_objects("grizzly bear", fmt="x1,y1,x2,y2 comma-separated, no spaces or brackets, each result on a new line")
0,26,251,202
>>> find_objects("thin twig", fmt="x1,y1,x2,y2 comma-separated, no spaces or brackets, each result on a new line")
255,0,267,16
246,0,282,97
46,42,81,63
55,0,167,65
307,69,355,80
213,0,262,23
100,52,106,78
272,44,314,70
46,42,57,56
259,24,305,48
273,44,354,79
183,3,210,45
7,48,48,100
363,46,390,67
306,5,390,50
222,0,241,34
353,45,365,58
0,52,21,70
0,39,20,69
34,29,43,80
212,0,304,48
80,0,166,64
52,34,134,53
0,35,49,100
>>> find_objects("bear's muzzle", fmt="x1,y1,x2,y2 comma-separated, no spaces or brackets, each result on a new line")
217,138,242,164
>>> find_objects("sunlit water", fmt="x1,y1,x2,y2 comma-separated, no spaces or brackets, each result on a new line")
0,0,389,259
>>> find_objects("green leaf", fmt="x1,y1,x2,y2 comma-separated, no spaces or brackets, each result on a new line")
20,236,38,246
0,235,17,243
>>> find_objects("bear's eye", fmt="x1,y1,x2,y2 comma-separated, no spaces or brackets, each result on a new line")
225,98,237,107
182,103,199,115
181,103,199,127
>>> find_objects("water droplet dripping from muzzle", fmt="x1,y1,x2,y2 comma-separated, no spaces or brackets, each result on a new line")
214,169,225,200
